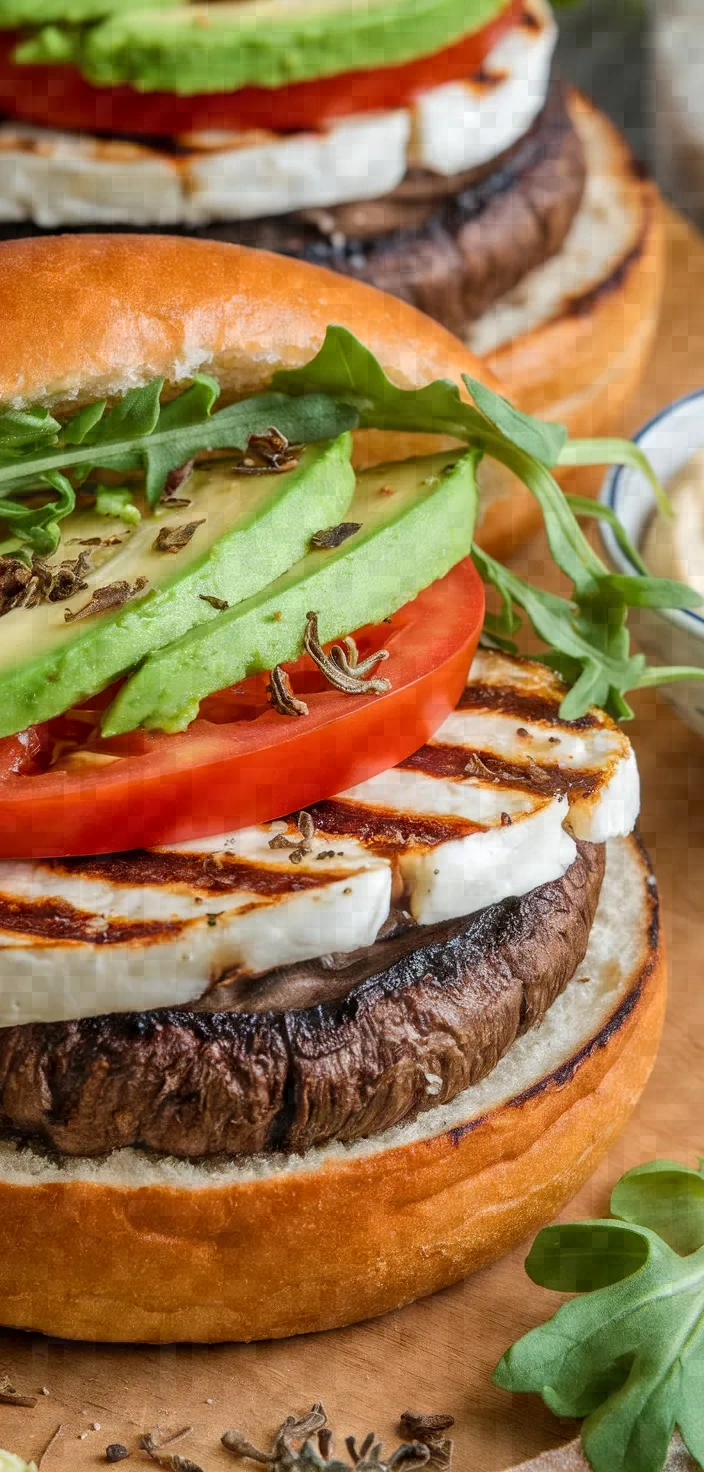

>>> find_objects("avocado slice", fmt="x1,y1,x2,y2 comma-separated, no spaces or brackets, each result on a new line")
103,449,478,737
0,0,174,24
0,434,355,738
18,0,506,95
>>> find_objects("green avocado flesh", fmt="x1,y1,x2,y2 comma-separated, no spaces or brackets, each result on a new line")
15,0,506,96
0,434,355,739
0,0,174,22
103,449,478,737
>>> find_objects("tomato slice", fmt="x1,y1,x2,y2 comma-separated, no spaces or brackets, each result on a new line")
0,2,520,137
0,559,484,859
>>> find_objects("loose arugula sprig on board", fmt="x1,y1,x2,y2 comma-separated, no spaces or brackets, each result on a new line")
493,1157,704,1472
1,324,702,723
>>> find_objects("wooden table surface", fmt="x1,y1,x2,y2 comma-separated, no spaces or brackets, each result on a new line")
2,209,704,1472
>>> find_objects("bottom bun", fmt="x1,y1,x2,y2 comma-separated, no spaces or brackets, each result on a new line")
470,92,664,436
469,91,665,561
0,833,665,1344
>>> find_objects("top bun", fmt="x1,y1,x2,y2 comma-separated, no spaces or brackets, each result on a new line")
0,234,498,410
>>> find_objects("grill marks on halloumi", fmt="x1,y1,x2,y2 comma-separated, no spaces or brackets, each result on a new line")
452,653,640,843
0,851,359,943
0,835,393,1027
0,651,639,1028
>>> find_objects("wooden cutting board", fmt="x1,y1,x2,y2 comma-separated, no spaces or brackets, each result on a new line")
2,207,704,1472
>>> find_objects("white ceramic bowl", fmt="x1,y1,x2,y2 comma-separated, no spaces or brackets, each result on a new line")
599,387,704,737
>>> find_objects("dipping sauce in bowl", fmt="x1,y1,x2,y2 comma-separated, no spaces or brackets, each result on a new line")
599,388,704,738
643,450,704,600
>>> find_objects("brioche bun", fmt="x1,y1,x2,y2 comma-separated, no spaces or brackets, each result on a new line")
465,94,665,549
0,228,601,565
0,834,664,1344
472,91,664,467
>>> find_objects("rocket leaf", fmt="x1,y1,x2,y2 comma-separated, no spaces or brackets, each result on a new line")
463,374,568,466
494,1157,704,1472
0,376,357,521
1,324,702,727
611,1160,704,1258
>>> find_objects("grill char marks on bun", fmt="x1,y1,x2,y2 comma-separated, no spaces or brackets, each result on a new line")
0,842,605,1159
0,835,664,1344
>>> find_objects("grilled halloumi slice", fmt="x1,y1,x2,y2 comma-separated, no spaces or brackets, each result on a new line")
305,648,639,925
0,0,555,227
0,650,639,1028
0,832,392,1029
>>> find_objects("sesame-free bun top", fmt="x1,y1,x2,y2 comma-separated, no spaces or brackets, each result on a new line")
0,233,499,410
0,234,541,557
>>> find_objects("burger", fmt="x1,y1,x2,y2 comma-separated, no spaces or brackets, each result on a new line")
0,234,678,1344
0,0,662,443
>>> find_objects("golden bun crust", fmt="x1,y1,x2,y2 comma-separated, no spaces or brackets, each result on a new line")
0,232,496,412
0,232,521,548
0,836,665,1344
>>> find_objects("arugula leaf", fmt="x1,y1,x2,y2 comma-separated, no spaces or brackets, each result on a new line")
0,406,60,450
611,1160,704,1257
494,1157,704,1472
472,544,670,720
275,327,704,721
0,326,699,727
594,574,703,610
559,438,671,517
89,378,163,445
61,399,107,446
276,329,562,464
566,495,650,577
0,469,75,556
273,324,487,439
463,375,568,466
494,1221,704,1472
139,391,357,508
156,373,221,431
478,430,606,596
0,382,359,513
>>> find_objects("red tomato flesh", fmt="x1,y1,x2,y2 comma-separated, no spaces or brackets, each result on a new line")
0,2,521,137
0,559,484,859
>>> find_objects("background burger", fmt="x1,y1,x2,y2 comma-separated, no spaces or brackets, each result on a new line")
0,235,684,1344
0,0,662,443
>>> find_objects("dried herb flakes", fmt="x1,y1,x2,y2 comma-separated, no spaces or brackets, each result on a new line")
64,577,148,623
233,427,301,476
162,459,195,502
268,811,315,863
310,522,361,551
199,594,229,611
0,548,93,616
141,1428,201,1471
267,666,309,718
152,521,205,555
398,1415,454,1471
303,613,391,697
221,1404,433,1470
